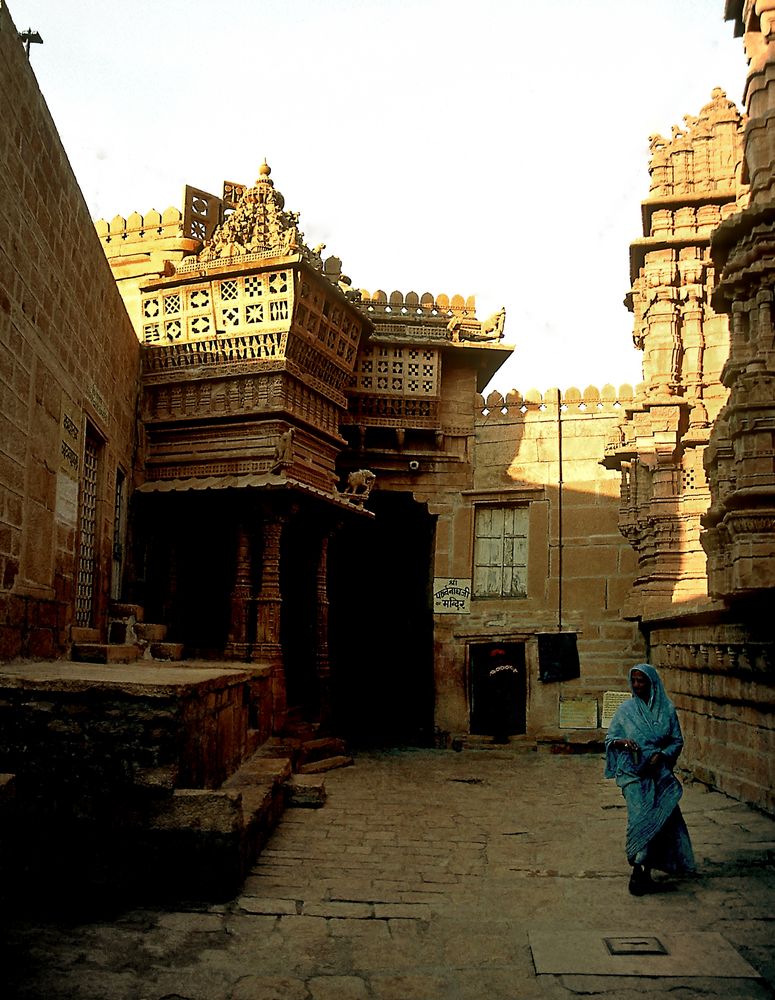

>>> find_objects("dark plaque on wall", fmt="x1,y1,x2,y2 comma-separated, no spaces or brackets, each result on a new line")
537,632,580,683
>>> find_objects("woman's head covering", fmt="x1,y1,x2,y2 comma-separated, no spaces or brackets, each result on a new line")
628,663,674,728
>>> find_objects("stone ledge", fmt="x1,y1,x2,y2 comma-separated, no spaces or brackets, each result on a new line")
0,660,252,697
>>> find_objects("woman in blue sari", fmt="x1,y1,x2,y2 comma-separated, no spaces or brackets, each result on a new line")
605,664,695,894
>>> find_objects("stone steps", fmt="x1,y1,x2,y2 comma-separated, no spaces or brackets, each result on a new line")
70,627,100,644
71,642,139,664
108,602,144,622
135,623,168,643
71,601,183,664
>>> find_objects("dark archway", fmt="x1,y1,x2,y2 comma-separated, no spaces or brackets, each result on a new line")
328,491,435,747
280,519,321,720
142,491,236,658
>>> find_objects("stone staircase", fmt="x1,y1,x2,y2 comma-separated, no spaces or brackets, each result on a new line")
70,602,184,665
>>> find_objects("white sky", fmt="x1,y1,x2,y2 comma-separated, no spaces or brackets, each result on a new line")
10,0,747,395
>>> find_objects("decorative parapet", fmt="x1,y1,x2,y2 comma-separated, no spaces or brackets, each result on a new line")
359,290,507,351
360,289,476,318
95,207,184,245
475,384,636,419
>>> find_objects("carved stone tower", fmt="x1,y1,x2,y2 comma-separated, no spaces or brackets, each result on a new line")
605,90,745,617
704,1,775,603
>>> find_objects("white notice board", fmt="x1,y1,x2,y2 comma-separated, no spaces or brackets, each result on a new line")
601,691,631,728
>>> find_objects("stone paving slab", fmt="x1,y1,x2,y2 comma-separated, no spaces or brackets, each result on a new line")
3,748,775,1000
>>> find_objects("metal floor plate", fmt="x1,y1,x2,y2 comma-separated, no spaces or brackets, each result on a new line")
529,930,760,977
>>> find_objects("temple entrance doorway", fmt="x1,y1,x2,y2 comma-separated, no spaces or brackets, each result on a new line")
143,492,236,659
329,491,435,748
469,642,527,739
280,523,320,722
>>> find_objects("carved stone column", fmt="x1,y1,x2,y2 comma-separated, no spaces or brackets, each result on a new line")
643,295,682,396
224,524,252,661
680,296,705,398
253,515,287,731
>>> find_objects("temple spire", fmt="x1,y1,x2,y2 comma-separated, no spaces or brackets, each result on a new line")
197,161,303,262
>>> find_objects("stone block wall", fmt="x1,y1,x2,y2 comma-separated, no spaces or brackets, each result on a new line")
649,624,774,814
0,4,140,659
431,385,646,737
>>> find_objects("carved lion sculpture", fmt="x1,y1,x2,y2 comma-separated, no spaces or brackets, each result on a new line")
346,469,376,497
480,307,506,339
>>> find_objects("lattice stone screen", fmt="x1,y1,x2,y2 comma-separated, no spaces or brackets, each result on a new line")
75,434,99,626
296,284,361,368
473,506,529,599
141,271,293,345
353,344,439,396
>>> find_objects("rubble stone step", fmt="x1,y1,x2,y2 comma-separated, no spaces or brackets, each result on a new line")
284,775,326,808
149,641,184,661
70,627,100,644
71,643,139,664
300,736,348,764
222,754,292,790
135,623,168,643
107,602,144,622
298,754,354,774
256,737,303,760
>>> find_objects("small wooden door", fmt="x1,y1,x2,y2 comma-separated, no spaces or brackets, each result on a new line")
469,642,527,738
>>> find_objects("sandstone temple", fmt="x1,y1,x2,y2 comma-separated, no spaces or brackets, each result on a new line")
0,0,773,895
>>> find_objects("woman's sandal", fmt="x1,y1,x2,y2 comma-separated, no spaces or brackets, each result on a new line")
629,863,649,895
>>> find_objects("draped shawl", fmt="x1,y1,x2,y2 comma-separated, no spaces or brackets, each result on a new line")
605,664,695,873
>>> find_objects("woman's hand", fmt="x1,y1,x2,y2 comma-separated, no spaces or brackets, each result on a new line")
619,739,639,753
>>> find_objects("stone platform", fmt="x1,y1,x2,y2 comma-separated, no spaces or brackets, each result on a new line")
0,660,287,901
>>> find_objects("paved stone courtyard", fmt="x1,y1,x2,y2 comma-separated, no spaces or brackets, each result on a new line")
3,748,775,999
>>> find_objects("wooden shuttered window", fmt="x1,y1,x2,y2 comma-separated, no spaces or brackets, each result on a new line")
473,506,528,598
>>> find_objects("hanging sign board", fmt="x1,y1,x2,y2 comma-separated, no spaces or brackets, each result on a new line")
433,578,471,614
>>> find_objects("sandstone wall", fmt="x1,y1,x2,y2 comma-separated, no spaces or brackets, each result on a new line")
431,384,645,737
0,4,140,659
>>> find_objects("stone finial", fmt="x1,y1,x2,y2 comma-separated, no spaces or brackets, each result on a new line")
197,161,304,262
